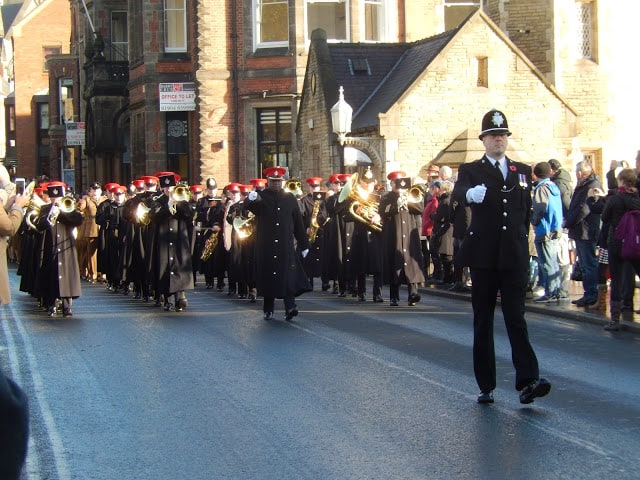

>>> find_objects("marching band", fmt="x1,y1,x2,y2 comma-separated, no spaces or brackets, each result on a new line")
12,166,428,318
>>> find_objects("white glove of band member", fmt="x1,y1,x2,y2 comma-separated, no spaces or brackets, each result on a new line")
301,249,309,258
248,191,258,201
466,184,487,204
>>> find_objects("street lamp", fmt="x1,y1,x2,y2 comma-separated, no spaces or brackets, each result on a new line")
330,86,352,146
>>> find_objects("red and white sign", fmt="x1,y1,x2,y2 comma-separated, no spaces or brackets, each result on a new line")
159,83,196,111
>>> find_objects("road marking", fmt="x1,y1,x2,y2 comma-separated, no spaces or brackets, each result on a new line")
5,304,72,480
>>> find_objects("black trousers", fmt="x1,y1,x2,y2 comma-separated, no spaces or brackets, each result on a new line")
263,296,296,313
470,268,539,392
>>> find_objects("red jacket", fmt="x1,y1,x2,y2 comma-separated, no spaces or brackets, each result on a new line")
421,195,438,236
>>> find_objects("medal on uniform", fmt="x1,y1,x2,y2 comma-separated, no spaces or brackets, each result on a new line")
518,173,528,188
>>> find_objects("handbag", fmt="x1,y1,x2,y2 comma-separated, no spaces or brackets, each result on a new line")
570,258,583,281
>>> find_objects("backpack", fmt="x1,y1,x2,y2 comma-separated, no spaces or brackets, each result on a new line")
614,209,640,260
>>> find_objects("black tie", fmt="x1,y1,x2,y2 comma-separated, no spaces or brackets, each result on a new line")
494,161,503,178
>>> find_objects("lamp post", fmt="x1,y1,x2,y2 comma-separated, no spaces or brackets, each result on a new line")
330,86,353,172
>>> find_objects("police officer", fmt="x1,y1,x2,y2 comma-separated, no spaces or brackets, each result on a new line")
452,109,551,405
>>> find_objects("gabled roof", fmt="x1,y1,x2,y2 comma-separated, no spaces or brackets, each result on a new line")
327,29,459,130
1,3,23,37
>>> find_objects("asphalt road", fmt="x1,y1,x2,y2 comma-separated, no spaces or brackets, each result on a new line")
2,267,640,480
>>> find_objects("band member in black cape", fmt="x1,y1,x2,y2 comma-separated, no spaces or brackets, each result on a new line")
148,172,194,311
379,172,425,306
245,166,311,321
452,109,551,405
34,182,83,316
299,177,328,290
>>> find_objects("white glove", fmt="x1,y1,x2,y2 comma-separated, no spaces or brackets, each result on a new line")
466,184,487,204
248,191,258,201
301,249,309,258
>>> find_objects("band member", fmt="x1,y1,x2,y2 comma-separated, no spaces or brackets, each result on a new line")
105,185,128,293
379,172,426,306
348,167,384,302
189,184,205,286
148,172,194,311
34,182,82,316
321,173,343,294
222,183,242,296
245,166,311,321
300,177,327,290
76,182,104,283
195,180,224,289
95,182,120,285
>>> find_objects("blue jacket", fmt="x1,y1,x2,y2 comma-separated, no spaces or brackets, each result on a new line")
531,178,563,241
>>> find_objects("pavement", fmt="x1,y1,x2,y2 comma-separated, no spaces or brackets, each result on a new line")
418,279,640,334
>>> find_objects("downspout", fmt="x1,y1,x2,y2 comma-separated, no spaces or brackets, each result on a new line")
231,0,239,179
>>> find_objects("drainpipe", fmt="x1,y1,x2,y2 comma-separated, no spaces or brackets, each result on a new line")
231,0,239,179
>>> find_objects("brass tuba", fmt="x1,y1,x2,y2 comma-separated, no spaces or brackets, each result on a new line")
338,173,382,232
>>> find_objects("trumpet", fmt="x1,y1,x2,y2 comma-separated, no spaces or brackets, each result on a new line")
48,196,76,224
285,179,302,197
338,173,382,232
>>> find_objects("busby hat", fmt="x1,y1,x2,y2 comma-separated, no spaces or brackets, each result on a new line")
249,178,267,189
47,181,66,198
479,109,512,139
263,166,287,179
393,177,412,189
387,170,406,182
305,177,323,187
158,173,177,188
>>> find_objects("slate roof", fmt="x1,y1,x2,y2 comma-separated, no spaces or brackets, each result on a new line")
1,3,22,37
327,28,459,130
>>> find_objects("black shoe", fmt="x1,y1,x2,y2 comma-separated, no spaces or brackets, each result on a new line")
390,299,399,307
373,295,384,303
519,378,551,404
248,294,257,303
47,306,56,317
571,296,585,305
338,291,347,298
175,298,187,312
408,293,421,306
285,308,299,321
575,297,597,307
164,302,173,311
63,309,73,317
477,391,494,404
237,294,247,299
263,311,274,321
358,294,366,302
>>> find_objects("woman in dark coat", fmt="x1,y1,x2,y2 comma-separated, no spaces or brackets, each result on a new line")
245,167,311,321
34,183,83,316
379,173,426,306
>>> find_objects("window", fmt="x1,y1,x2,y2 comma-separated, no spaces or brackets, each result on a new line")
257,108,292,172
477,56,488,87
111,11,129,61
165,0,187,53
59,78,73,124
576,1,596,61
444,0,481,30
39,103,49,130
7,105,15,132
306,0,348,42
42,46,61,72
255,0,289,48
364,0,383,41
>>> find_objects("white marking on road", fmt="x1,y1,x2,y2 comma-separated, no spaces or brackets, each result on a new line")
5,304,72,480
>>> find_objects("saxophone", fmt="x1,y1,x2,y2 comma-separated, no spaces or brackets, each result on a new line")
200,231,219,262
308,199,321,244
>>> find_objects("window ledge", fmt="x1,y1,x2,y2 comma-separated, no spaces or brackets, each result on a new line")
251,47,291,58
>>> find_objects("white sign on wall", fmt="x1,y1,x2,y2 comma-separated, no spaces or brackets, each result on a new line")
159,83,196,111
66,122,85,146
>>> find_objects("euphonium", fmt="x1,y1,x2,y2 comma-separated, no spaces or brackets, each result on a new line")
25,194,45,230
200,231,219,261
136,201,151,225
338,173,382,232
232,212,255,239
